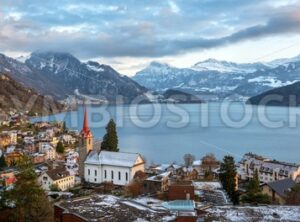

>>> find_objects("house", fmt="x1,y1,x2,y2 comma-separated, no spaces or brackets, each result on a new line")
38,168,75,191
238,153,300,183
61,134,76,144
262,178,296,205
30,153,46,164
39,143,56,160
80,108,145,185
84,151,145,186
0,133,11,148
192,160,202,172
7,131,17,145
168,181,195,200
144,171,171,194
0,169,16,188
150,164,182,175
5,150,23,166
182,167,198,180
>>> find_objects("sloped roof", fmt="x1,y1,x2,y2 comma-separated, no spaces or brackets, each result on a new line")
45,168,71,181
85,150,143,168
266,178,296,197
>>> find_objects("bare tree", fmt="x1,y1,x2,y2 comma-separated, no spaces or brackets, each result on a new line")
183,153,195,167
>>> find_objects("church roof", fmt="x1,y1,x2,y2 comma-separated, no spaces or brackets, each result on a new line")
81,107,91,137
85,150,143,168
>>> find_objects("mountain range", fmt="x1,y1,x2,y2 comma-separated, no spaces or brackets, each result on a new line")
133,56,300,101
2,51,300,106
0,52,148,104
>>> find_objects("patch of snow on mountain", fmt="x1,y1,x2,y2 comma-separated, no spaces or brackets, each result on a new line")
15,55,30,63
86,63,104,72
248,77,298,87
191,58,259,73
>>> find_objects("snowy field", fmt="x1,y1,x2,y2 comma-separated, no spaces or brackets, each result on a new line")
206,206,300,222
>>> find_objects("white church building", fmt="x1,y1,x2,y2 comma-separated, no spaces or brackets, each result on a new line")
84,150,145,185
79,108,145,186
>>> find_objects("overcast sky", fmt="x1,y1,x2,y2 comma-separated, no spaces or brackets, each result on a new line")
1,0,300,75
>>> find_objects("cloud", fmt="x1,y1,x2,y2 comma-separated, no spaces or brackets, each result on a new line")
0,0,300,59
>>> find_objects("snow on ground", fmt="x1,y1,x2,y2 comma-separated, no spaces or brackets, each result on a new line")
206,206,300,222
122,201,154,212
97,195,119,207
194,181,222,190
47,191,73,196
133,197,167,211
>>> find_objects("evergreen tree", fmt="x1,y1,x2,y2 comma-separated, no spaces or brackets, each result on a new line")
62,121,67,132
56,141,64,154
4,156,53,222
219,155,239,204
241,169,270,204
0,154,7,169
101,119,119,152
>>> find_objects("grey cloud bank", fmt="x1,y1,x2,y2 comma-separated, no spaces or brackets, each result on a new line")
0,0,300,59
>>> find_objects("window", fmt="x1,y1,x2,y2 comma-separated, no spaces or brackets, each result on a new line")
104,170,107,179
95,170,97,176
111,171,114,180
94,178,97,182
118,171,121,180
126,172,128,181
88,169,90,175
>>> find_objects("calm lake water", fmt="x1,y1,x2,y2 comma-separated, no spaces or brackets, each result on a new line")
32,102,300,164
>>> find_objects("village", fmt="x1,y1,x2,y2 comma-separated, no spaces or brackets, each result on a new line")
0,109,300,222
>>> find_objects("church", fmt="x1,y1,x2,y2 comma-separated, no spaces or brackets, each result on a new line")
78,108,145,186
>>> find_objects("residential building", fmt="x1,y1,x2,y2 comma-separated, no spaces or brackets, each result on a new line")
0,133,11,148
38,168,75,191
39,143,56,160
7,131,17,145
31,153,46,164
5,151,23,166
262,178,296,205
168,181,195,200
144,171,171,193
238,153,300,183
0,169,16,188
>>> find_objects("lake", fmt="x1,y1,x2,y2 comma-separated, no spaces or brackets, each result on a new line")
32,102,300,164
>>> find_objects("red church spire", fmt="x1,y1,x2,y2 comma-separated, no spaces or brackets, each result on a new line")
81,107,90,137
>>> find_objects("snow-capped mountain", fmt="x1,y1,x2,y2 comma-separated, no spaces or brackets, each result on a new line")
266,55,300,68
133,56,300,100
191,58,268,74
0,52,148,103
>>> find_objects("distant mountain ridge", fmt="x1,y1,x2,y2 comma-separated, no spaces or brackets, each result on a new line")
0,52,148,104
133,55,300,100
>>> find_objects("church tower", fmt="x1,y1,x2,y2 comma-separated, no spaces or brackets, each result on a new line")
79,107,93,179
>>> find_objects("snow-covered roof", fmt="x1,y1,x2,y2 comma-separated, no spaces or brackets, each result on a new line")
85,150,143,168
192,160,202,166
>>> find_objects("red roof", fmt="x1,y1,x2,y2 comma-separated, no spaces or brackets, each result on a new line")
81,107,92,137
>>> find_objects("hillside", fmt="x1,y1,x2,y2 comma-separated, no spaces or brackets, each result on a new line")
0,73,64,115
247,81,300,106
